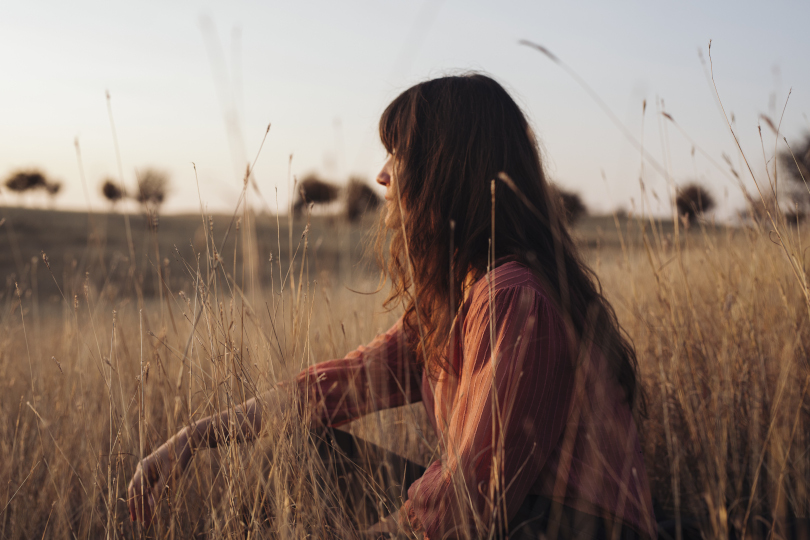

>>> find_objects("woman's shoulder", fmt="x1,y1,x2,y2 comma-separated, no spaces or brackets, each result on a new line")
461,261,572,358
465,260,552,312
469,260,546,295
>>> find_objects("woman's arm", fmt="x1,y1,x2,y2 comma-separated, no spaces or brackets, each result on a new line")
127,388,289,526
291,317,422,427
128,318,420,527
186,388,289,449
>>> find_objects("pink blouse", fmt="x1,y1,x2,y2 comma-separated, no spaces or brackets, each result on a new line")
293,261,656,539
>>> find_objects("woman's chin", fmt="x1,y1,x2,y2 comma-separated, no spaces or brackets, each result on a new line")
383,205,401,229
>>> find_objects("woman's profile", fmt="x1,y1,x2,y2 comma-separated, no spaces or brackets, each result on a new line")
128,73,656,539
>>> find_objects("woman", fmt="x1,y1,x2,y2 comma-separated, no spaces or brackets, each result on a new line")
129,74,656,539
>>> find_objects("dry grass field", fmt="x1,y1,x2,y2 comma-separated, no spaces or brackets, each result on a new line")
0,203,807,539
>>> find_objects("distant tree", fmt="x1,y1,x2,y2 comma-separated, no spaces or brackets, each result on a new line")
293,174,339,216
3,169,56,207
345,178,381,222
784,201,806,224
4,170,48,195
738,195,776,224
101,179,124,208
778,132,810,218
135,169,170,215
779,132,810,187
44,181,62,206
738,193,806,225
676,182,715,224
550,184,587,225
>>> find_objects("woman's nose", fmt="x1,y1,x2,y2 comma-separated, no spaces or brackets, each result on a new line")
376,170,390,187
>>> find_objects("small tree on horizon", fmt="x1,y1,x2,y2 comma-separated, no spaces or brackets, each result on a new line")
4,170,48,197
779,132,810,186
44,181,62,207
3,170,63,207
293,174,340,217
676,182,715,224
345,177,381,222
135,169,170,220
550,184,588,225
778,131,810,218
101,179,124,209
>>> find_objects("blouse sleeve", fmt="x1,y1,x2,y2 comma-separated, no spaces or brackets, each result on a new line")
292,317,422,427
401,285,576,539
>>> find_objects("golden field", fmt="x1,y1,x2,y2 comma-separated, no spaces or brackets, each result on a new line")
0,205,807,539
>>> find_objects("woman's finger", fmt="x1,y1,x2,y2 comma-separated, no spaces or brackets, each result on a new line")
127,485,136,522
141,495,151,529
129,478,142,523
146,492,156,527
139,490,155,529
128,473,148,524
134,492,143,523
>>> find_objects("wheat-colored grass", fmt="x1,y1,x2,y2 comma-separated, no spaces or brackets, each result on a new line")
0,204,807,539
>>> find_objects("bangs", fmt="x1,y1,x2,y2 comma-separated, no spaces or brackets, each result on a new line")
378,87,414,155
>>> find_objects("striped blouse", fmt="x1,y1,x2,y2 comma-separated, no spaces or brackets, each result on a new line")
293,261,656,539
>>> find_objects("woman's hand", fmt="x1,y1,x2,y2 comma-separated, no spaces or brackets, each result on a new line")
127,428,194,528
364,513,404,539
126,392,279,528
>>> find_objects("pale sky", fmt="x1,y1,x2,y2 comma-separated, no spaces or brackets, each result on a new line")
1,0,808,217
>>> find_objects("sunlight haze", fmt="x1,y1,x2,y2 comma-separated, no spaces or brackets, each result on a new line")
1,0,808,217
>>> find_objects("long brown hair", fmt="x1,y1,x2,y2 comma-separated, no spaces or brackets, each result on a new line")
376,73,642,408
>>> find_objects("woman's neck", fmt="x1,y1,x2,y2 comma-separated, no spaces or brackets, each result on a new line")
461,270,478,303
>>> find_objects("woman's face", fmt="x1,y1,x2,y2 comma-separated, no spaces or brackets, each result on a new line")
376,153,401,228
